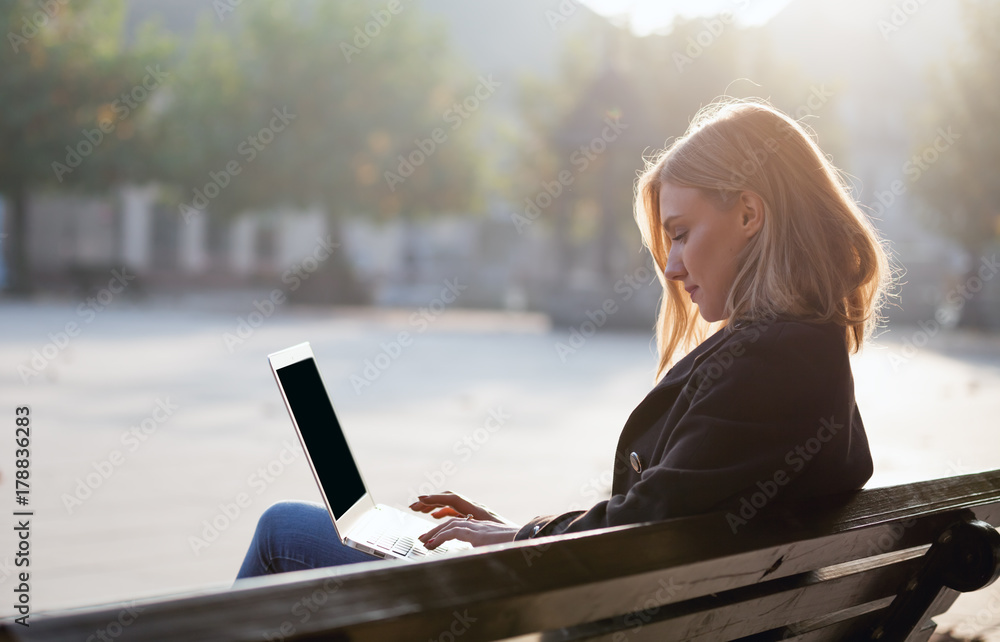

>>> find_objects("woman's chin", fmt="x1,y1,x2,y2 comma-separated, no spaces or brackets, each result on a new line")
696,307,724,323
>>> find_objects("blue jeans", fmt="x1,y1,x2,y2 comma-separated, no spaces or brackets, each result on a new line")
236,500,385,579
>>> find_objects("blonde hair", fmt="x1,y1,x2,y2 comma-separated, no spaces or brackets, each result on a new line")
635,98,891,381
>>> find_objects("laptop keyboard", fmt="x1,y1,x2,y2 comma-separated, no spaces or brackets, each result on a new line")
366,525,446,559
359,506,475,559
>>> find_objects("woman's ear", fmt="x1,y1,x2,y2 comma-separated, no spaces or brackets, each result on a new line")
738,191,765,238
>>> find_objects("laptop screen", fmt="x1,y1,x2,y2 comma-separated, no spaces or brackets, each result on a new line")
275,358,367,519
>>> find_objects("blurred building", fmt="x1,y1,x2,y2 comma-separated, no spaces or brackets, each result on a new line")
24,187,323,293
21,185,555,312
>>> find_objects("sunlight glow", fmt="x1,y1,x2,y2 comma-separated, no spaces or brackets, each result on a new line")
578,0,796,36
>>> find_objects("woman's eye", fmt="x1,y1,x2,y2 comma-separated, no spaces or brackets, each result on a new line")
670,231,687,242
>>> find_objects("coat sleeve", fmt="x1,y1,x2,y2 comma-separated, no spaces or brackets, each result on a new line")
514,322,868,541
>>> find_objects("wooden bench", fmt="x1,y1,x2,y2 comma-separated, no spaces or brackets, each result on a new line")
4,469,1000,642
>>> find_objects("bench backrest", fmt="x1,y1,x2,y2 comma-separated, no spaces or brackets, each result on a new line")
5,470,1000,642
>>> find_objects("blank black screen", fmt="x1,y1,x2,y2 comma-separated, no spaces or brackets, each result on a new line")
276,358,366,519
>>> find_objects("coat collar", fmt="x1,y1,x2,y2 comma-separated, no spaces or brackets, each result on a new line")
648,315,789,393
621,317,788,435
617,324,735,435
651,324,733,392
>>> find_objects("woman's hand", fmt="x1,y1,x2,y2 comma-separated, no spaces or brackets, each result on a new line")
408,490,516,526
417,516,519,550
409,491,521,548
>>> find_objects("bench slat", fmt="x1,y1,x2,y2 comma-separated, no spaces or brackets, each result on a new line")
541,548,925,640
4,470,999,642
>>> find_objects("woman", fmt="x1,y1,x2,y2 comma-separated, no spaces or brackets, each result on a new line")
236,98,890,577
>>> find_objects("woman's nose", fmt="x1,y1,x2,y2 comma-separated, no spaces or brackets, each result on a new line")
664,245,685,281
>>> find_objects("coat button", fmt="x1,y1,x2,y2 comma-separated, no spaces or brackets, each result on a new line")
630,451,643,473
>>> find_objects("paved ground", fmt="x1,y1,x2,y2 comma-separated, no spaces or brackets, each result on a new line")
1,294,999,638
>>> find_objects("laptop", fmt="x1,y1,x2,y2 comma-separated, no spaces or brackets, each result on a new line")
267,342,472,561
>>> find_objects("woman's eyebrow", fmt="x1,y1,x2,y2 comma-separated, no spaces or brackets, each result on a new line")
661,214,682,231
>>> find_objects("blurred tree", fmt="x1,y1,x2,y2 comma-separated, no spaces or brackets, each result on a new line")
153,1,483,303
633,15,839,159
512,13,831,297
911,0,1000,328
0,0,172,294
509,26,604,287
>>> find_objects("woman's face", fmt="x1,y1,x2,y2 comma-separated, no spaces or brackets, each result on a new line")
659,183,756,323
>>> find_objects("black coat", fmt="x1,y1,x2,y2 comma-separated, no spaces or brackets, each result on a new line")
514,317,874,540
